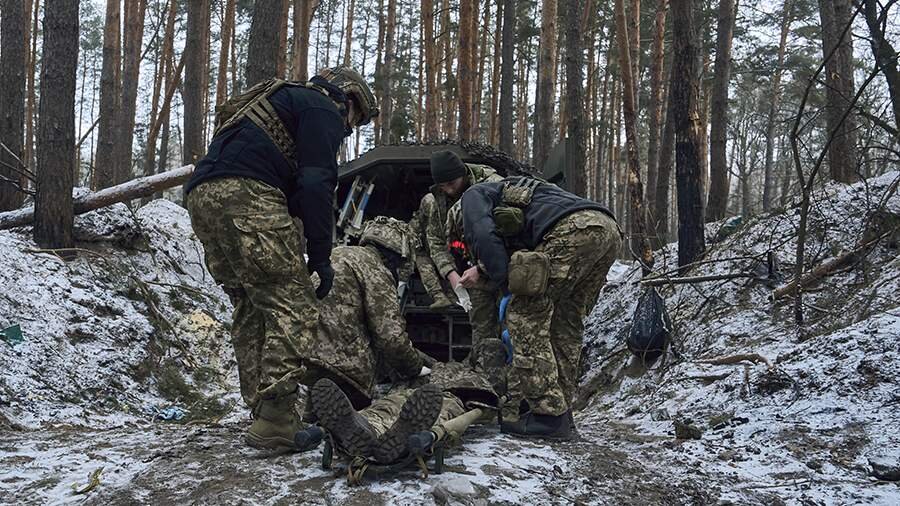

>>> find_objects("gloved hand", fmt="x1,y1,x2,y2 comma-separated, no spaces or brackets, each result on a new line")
501,328,514,365
309,262,334,299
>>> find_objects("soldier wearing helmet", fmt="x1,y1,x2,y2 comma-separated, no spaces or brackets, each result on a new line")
184,67,378,453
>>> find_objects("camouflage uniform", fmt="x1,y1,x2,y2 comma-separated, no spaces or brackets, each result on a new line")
505,210,621,417
358,361,497,440
409,194,454,305
305,244,424,407
424,164,504,365
186,177,317,408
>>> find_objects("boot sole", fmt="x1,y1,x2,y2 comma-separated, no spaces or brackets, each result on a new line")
373,384,443,464
310,379,375,457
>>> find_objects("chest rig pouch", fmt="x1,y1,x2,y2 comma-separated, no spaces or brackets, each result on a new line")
213,79,342,170
493,177,542,237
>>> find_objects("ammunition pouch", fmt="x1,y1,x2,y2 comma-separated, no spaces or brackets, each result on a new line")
492,206,525,237
507,250,550,296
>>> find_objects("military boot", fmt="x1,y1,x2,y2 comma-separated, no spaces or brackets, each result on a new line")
310,378,377,457
428,293,456,310
372,384,443,463
245,391,304,451
500,411,573,441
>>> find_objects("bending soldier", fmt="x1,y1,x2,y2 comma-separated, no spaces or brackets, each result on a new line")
184,67,378,451
446,177,621,440
296,217,497,464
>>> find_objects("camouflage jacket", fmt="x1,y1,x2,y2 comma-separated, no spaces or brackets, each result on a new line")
304,245,424,407
425,164,503,278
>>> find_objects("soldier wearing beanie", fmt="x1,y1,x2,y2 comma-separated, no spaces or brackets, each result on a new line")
417,150,504,387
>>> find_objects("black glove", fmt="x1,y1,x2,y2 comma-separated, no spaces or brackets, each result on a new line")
309,262,334,300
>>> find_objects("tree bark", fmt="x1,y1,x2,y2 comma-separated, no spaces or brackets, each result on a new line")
24,0,40,176
292,0,317,81
499,0,516,153
145,0,178,177
565,0,585,195
94,0,122,190
615,0,654,269
655,58,675,245
117,0,148,184
706,0,736,221
0,0,28,211
380,0,398,144
277,1,290,77
670,0,706,266
246,0,285,86
818,0,859,183
5,165,194,231
184,0,210,166
216,0,236,105
646,0,668,222
34,0,79,250
440,0,455,139
861,0,900,131
489,0,504,146
474,0,490,140
458,0,477,140
762,0,793,211
344,0,356,66
422,0,439,140
533,0,559,169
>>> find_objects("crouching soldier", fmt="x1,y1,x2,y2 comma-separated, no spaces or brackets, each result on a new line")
446,177,621,440
185,66,378,451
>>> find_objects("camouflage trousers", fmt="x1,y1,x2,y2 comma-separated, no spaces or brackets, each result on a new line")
186,177,318,409
361,388,467,439
505,210,621,418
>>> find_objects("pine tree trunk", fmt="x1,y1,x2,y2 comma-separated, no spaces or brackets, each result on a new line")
862,0,900,130
474,0,490,140
277,1,291,77
655,58,675,245
24,0,40,176
247,0,285,86
615,0,653,269
422,0,439,139
595,52,611,201
217,0,236,104
118,0,148,184
292,0,317,81
184,0,210,166
564,0,586,196
94,0,122,190
380,0,398,144
0,0,28,211
670,0,706,266
818,0,858,183
533,0,559,169
34,0,79,250
458,0,476,140
344,0,356,66
440,0,455,139
489,0,503,146
762,0,792,211
646,0,668,221
706,0,736,222
145,0,178,178
499,0,516,153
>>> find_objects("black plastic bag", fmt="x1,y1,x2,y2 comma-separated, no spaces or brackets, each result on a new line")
627,287,672,364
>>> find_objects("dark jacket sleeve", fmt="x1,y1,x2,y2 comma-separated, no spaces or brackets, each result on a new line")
462,185,510,294
291,106,344,268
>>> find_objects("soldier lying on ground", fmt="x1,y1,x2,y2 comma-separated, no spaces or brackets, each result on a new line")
184,66,378,451
296,217,498,463
446,176,622,440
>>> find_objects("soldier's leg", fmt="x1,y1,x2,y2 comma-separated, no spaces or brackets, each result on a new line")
541,211,621,405
505,293,567,417
228,288,266,408
467,287,499,362
416,250,454,308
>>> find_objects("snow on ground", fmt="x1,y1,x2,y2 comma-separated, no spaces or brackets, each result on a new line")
1,174,900,505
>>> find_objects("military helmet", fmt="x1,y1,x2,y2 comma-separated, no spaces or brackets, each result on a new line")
359,216,414,258
318,66,379,127
446,200,464,244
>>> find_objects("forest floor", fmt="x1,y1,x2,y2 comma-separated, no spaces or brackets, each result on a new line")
2,174,900,505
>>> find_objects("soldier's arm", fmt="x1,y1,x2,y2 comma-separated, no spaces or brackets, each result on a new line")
425,198,457,279
292,106,344,268
358,255,424,378
462,186,510,293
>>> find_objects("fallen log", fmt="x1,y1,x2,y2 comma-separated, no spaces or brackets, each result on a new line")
0,164,194,231
641,272,754,286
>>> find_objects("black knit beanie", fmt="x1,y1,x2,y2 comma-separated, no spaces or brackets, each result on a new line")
430,150,467,184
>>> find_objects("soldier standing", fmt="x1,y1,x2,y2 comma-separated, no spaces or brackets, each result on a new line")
409,194,455,310
184,67,378,451
447,176,621,440
425,150,503,370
